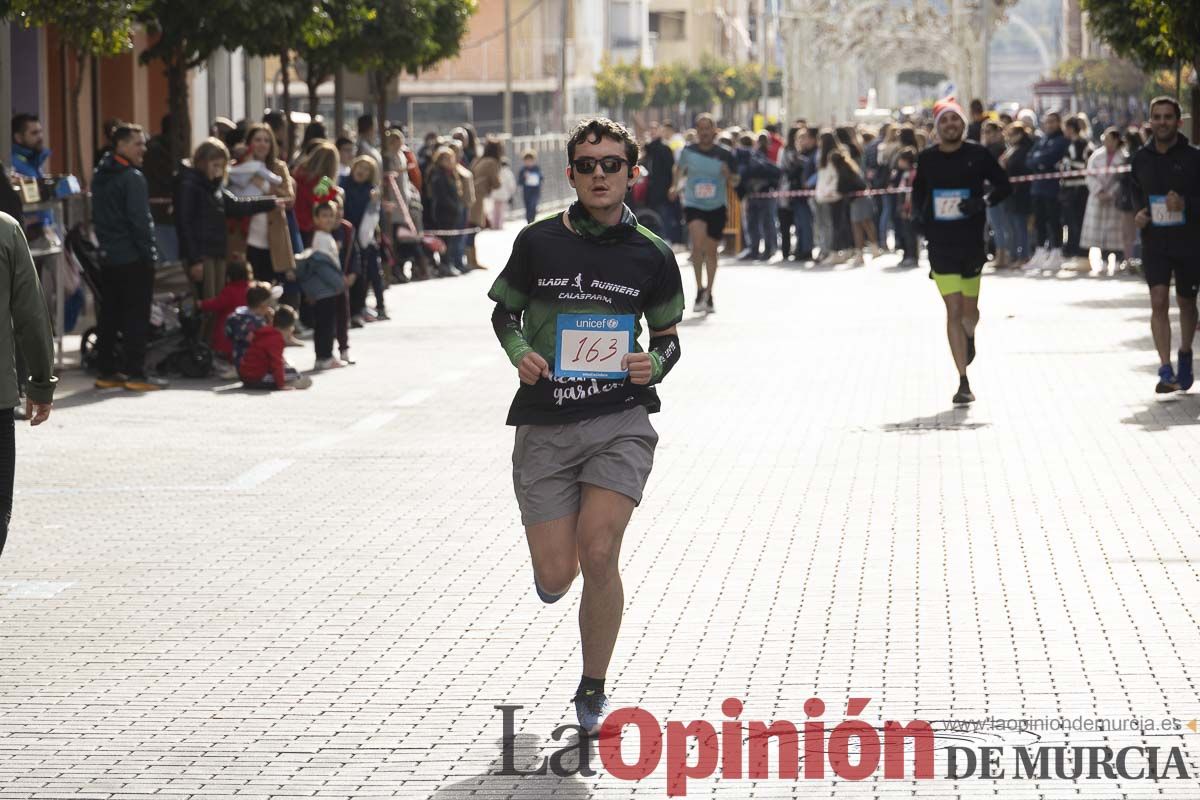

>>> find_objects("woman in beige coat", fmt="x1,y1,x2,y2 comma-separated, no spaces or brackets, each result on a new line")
230,122,296,281
451,141,481,269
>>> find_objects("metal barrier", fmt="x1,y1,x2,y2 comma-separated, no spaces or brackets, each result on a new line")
505,133,573,219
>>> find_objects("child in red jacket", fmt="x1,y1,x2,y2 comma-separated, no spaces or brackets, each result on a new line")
198,262,250,376
239,305,311,390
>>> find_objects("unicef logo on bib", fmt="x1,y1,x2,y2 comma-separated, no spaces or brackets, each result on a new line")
555,314,635,380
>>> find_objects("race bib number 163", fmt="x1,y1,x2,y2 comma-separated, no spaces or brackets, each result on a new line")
555,314,635,380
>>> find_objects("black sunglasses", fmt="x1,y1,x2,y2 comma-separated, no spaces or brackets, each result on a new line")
571,156,630,175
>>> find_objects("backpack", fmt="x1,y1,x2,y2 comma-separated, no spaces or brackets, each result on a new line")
294,250,346,301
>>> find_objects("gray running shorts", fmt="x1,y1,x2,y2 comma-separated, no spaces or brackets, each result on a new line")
512,405,658,526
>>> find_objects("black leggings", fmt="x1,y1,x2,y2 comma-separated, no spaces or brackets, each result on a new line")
0,411,14,560
777,206,794,259
313,296,337,360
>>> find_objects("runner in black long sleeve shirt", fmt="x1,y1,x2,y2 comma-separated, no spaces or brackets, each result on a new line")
1129,96,1200,396
912,98,1011,406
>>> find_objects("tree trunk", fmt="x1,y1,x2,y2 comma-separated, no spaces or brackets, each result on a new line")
167,54,191,167
374,71,388,141
1192,61,1200,143
334,69,345,138
280,50,293,155
70,48,85,182
307,77,320,118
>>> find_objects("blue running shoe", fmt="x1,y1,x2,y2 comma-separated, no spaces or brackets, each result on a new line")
535,574,568,604
1156,364,1180,396
573,689,610,735
1178,350,1194,391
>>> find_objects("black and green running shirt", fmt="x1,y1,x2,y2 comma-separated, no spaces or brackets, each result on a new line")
489,212,685,426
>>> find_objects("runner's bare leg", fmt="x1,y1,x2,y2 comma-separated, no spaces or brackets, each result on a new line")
576,484,634,678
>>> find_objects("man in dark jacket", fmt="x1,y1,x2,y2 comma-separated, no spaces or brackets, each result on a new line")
1130,96,1200,395
796,128,819,260
640,122,679,243
1025,111,1070,270
91,123,165,392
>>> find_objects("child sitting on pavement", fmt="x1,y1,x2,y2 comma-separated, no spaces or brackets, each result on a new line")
225,282,282,369
239,305,312,390
198,261,251,378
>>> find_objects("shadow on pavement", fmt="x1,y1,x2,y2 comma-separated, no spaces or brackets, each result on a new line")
1121,396,1200,431
879,408,991,434
431,734,591,799
49,378,260,410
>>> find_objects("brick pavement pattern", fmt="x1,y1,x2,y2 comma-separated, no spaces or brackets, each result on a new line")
0,225,1198,799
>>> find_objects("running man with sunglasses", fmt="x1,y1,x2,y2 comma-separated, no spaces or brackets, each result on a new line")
488,118,685,734
670,113,737,314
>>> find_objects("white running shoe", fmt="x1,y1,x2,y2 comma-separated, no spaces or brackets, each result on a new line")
1025,247,1046,270
1043,249,1063,272
692,288,708,313
313,357,347,371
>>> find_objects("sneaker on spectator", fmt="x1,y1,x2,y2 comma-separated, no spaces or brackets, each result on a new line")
214,360,238,380
362,307,379,322
124,375,169,392
1024,247,1046,270
374,308,390,321
1043,249,1063,272
94,372,128,390
350,315,365,329
339,349,356,366
313,357,347,371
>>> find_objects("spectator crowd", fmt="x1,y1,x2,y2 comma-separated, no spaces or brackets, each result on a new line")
0,95,1186,395
4,110,535,392
632,98,1151,276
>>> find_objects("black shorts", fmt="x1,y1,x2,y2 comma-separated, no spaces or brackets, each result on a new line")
927,240,987,278
1144,254,1200,298
684,206,727,241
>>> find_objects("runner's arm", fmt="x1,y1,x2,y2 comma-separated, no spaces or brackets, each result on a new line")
647,326,680,385
624,325,679,386
982,150,1012,207
669,160,684,200
491,303,534,366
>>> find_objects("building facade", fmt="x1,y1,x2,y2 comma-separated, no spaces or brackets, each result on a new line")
1,21,262,184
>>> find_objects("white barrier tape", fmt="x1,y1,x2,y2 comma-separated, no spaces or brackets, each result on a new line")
422,227,483,236
747,164,1133,200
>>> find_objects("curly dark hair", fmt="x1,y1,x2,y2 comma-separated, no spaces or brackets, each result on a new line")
566,117,639,168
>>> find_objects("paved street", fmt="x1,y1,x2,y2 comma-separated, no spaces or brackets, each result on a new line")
1,221,1199,799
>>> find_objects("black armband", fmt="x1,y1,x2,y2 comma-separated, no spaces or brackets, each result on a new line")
647,333,680,384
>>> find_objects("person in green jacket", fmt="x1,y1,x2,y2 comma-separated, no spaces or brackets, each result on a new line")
0,210,56,558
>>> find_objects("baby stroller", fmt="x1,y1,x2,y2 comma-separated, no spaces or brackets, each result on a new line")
70,228,213,378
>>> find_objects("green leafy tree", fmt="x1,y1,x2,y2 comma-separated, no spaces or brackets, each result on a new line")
235,1,342,149
1,0,138,178
683,66,716,114
643,63,686,111
593,58,645,122
137,0,245,163
1081,0,1200,136
350,0,476,140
